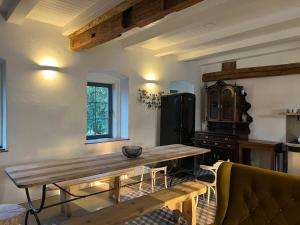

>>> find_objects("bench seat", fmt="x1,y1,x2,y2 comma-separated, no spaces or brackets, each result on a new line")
47,168,133,190
47,168,133,217
61,181,206,225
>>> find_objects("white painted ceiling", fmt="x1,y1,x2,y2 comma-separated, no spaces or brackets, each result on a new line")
2,0,300,64
26,0,98,26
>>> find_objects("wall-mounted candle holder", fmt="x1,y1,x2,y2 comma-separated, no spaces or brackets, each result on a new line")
137,89,164,109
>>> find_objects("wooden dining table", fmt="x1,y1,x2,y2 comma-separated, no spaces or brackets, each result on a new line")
4,144,210,225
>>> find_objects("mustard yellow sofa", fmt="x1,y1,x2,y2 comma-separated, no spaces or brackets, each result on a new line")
213,162,300,225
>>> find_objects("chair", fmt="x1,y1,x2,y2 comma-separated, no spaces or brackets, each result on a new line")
140,165,168,192
212,162,300,225
196,160,227,205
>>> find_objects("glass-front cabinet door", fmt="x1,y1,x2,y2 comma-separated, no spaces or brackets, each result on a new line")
207,88,220,121
220,86,235,121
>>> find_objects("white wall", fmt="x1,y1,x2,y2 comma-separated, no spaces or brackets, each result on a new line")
201,48,300,169
0,17,202,203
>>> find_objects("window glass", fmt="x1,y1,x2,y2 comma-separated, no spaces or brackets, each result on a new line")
86,82,112,139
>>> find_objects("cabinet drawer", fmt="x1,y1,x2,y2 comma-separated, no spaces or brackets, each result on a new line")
195,133,210,140
220,143,236,150
195,139,210,146
215,135,237,143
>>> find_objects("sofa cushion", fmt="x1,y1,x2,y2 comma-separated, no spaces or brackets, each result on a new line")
217,163,300,225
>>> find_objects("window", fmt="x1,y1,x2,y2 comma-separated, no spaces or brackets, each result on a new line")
86,82,112,140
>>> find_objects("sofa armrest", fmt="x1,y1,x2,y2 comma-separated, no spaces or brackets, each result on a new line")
213,162,233,225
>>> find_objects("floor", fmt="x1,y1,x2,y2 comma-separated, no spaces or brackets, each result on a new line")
26,174,216,225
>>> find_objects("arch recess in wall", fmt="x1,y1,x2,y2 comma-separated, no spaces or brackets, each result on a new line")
170,80,195,94
87,70,129,139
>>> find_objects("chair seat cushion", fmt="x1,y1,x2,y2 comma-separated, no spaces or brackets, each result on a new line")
196,169,215,183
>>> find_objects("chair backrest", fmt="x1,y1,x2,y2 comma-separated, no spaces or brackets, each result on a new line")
214,162,300,225
211,160,230,186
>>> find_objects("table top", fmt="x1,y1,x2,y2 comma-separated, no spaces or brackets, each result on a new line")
4,144,210,188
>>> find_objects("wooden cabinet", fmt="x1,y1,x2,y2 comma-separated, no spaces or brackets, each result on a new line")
206,81,252,125
220,86,235,121
207,87,220,121
197,81,253,165
195,131,239,164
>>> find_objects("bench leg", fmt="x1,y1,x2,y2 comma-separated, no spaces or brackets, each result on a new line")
182,198,196,225
108,180,114,199
108,177,121,203
60,188,72,218
169,202,183,223
114,176,121,203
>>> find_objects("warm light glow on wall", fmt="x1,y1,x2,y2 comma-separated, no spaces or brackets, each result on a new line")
39,58,59,67
43,70,57,80
145,73,157,81
38,57,60,80
143,72,158,91
145,82,156,90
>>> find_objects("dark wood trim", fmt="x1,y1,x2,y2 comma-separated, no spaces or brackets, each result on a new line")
85,138,130,144
202,62,300,82
69,0,203,50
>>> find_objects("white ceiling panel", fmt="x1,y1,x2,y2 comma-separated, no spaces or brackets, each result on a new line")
26,0,98,26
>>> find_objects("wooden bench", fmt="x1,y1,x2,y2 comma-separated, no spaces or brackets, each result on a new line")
48,168,133,217
61,181,206,225
0,204,26,225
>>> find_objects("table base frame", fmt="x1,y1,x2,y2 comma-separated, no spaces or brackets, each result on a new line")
24,168,195,225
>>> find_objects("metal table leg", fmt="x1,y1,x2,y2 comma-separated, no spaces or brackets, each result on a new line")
25,185,46,225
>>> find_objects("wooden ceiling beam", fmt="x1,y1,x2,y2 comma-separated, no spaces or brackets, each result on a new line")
202,61,300,82
69,0,203,51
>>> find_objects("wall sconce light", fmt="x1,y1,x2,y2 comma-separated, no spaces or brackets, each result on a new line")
39,66,60,80
144,80,158,90
38,58,61,80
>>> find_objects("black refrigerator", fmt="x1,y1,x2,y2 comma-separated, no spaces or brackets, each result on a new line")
160,93,196,171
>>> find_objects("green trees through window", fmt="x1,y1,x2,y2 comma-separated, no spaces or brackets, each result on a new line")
86,82,112,139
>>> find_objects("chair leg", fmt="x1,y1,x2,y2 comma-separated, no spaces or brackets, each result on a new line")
150,171,154,192
153,171,156,186
139,167,144,191
212,187,217,203
164,168,168,189
207,187,211,206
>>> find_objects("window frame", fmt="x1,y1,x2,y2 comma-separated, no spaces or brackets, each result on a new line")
86,82,113,140
0,59,6,151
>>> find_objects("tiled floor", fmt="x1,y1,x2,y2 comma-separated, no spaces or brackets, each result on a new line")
26,174,216,225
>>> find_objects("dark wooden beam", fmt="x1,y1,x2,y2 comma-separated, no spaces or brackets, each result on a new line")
202,61,300,82
69,0,203,51
221,61,236,72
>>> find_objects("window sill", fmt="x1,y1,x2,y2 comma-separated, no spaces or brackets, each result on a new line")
0,148,7,152
85,138,129,144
